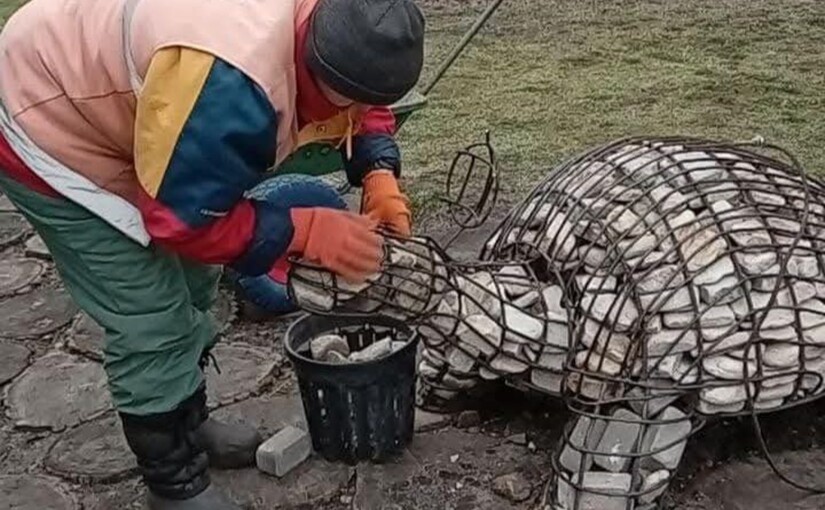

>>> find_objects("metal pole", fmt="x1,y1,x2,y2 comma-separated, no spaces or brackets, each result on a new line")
422,0,506,96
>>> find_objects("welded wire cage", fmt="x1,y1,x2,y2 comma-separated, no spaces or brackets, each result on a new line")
288,136,825,509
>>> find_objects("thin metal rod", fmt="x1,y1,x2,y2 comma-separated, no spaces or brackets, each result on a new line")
422,0,507,96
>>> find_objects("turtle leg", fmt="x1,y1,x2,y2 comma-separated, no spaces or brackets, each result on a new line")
547,395,696,510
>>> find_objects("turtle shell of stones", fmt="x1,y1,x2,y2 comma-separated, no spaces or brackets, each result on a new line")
483,138,825,414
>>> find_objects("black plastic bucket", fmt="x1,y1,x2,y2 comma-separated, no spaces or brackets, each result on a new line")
285,314,419,464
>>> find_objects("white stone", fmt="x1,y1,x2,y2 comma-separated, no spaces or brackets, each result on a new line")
530,369,563,393
349,338,393,362
699,275,741,305
636,265,684,294
580,292,638,332
701,305,736,328
753,398,785,410
575,350,622,376
541,214,578,260
446,345,479,374
593,408,643,472
496,266,532,297
801,299,825,329
546,321,571,349
503,304,544,344
700,384,751,405
763,342,800,368
736,251,777,276
640,286,696,313
489,354,528,374
788,255,820,278
805,323,825,346
479,366,500,381
641,406,690,470
762,374,798,388
701,332,752,355
456,314,502,357
458,272,502,319
418,360,441,379
702,355,757,380
557,472,632,510
697,400,745,414
559,416,607,473
694,256,735,286
731,292,772,320
541,285,568,322
648,330,697,356
676,215,728,272
760,326,798,341
513,290,539,308
617,234,658,259
310,335,350,361
442,373,478,390
640,469,671,505
757,383,794,401
607,207,645,237
256,425,312,477
758,307,796,330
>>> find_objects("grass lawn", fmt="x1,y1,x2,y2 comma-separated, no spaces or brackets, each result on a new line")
3,0,825,225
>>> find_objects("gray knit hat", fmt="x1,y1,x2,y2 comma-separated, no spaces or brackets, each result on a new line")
305,0,425,106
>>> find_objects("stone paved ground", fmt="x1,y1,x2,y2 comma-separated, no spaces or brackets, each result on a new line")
5,198,825,509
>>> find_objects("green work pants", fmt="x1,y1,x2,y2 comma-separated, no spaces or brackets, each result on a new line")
0,174,220,416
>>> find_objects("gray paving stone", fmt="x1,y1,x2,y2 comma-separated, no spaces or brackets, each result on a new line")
0,340,30,385
5,352,111,430
0,257,44,298
0,475,78,509
66,313,105,361
24,233,50,260
211,393,307,437
0,191,16,212
205,343,280,408
45,414,136,482
0,212,31,249
212,458,353,508
1,286,78,339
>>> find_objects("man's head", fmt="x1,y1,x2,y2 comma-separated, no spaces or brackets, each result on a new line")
305,0,425,106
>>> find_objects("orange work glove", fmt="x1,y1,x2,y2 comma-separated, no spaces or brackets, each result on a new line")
361,170,412,237
288,208,383,283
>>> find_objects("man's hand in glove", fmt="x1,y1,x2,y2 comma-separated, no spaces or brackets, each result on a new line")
288,208,383,283
361,170,412,237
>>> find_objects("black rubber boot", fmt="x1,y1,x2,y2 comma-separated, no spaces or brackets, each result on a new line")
119,387,240,510
195,417,263,469
196,348,264,469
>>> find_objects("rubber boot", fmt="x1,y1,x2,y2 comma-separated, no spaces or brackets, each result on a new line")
195,417,263,469
195,350,264,469
119,387,240,510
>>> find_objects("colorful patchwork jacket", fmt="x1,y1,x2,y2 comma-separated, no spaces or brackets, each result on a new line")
0,0,400,276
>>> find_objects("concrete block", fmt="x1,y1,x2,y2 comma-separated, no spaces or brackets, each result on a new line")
593,409,643,472
256,425,312,477
559,416,607,473
641,406,690,470
557,471,633,510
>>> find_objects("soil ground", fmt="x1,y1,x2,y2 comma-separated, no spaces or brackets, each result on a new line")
3,0,825,509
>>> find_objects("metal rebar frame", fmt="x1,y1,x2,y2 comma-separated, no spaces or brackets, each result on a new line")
288,136,825,508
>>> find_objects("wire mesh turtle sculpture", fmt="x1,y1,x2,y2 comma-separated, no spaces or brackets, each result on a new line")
288,136,825,509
